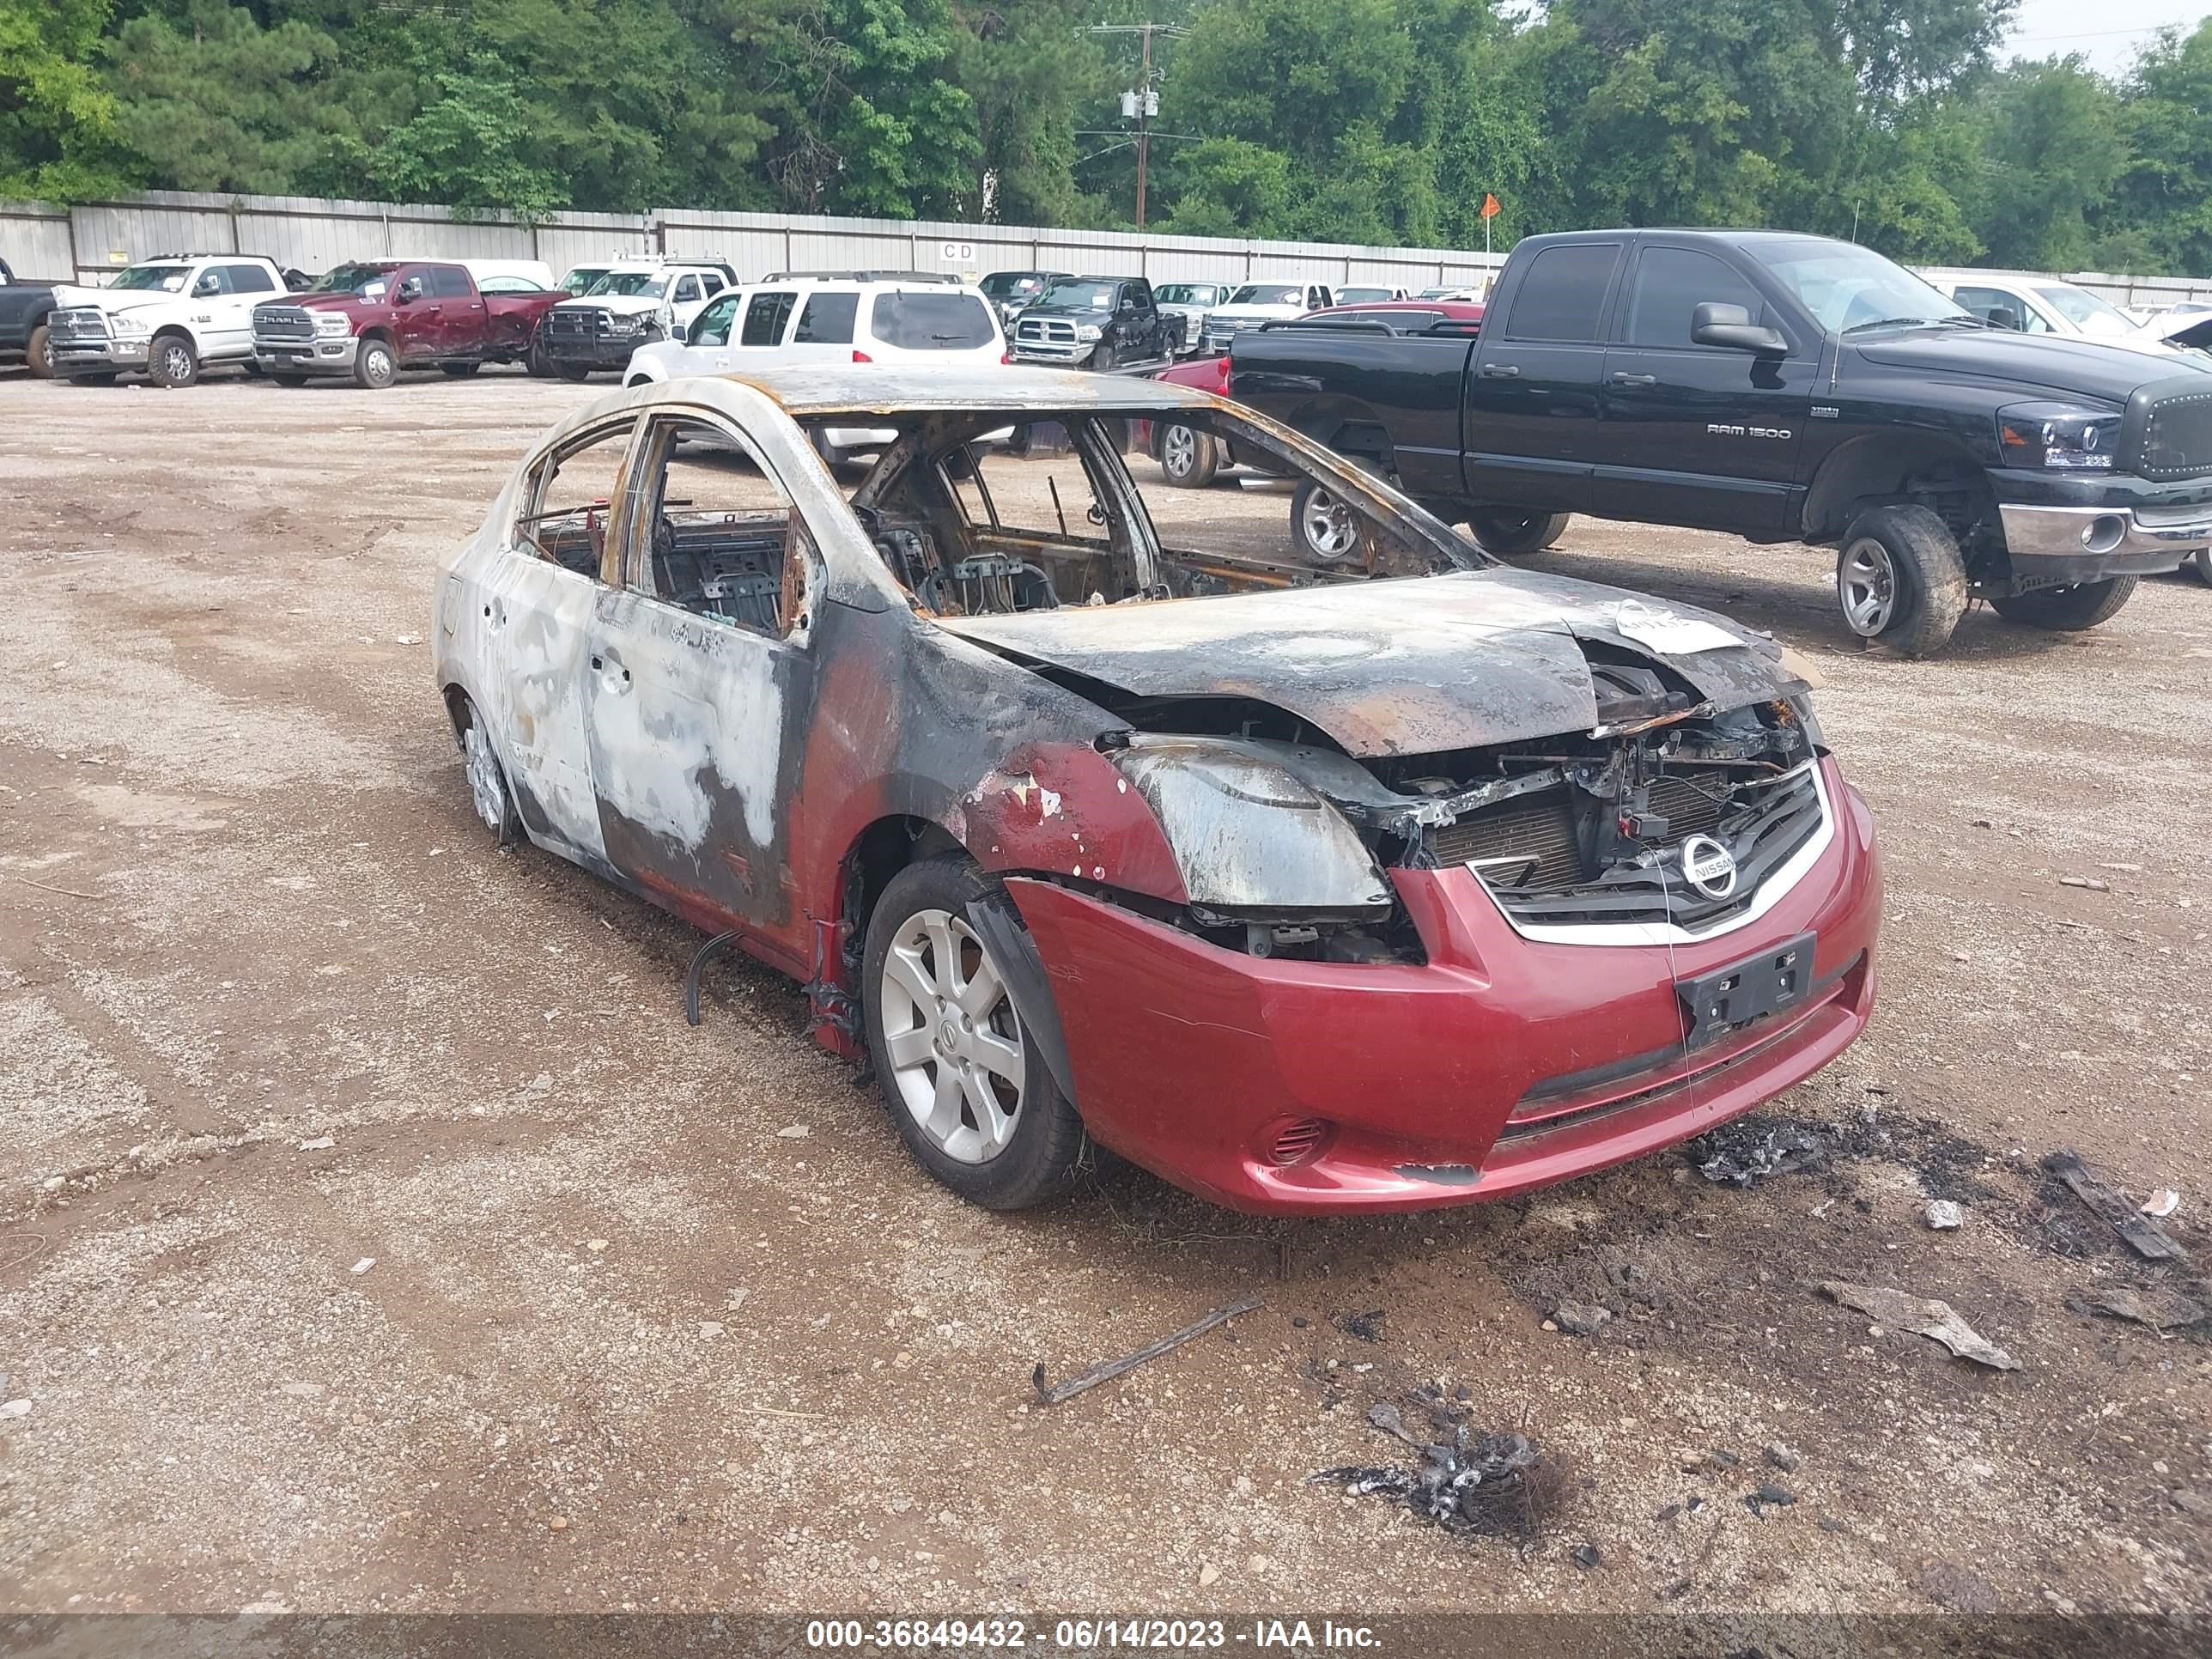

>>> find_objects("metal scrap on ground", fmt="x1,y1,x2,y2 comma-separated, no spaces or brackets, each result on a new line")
1691,1120,1826,1185
2066,1285,2208,1332
2045,1149,2189,1262
1030,1294,1263,1406
1821,1281,2021,1370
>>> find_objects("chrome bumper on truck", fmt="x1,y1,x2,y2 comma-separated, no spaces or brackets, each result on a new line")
49,308,143,372
252,307,359,374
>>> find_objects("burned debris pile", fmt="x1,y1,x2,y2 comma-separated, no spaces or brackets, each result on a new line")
1311,1401,1548,1538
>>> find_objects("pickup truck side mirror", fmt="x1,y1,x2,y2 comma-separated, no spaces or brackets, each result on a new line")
672,322,689,344
397,276,423,303
1692,301,1788,356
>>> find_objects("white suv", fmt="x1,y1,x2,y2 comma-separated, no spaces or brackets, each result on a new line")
622,272,1010,460
51,253,290,386
538,258,738,379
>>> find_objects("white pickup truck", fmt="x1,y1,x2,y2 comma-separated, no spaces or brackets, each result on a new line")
536,258,740,380
50,253,294,387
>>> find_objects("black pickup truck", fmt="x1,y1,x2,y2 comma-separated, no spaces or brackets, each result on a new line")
0,257,58,378
1230,228,2212,654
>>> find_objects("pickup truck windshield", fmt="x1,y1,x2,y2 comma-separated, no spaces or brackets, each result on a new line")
1745,242,1967,333
2035,284,2138,337
1229,284,1304,306
1335,287,1395,304
310,263,398,295
1038,281,1116,310
109,264,191,293
586,272,670,298
980,273,1047,299
560,267,609,295
1155,284,1221,305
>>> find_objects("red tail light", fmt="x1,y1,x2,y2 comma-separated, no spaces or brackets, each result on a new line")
852,349,873,363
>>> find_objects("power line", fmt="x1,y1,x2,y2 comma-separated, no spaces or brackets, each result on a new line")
1081,22,1188,229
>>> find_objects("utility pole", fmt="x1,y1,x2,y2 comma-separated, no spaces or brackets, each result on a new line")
1085,23,1184,230
1135,24,1152,231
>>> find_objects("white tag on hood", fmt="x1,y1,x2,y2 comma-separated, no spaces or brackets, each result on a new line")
1609,599,1740,656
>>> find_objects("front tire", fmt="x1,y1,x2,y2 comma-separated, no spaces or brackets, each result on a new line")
556,362,592,382
27,323,53,379
862,857,1085,1211
1990,576,2136,631
455,696,521,847
1158,422,1219,488
353,337,398,390
2191,548,2212,588
149,333,201,388
1835,504,1968,657
1468,511,1571,555
1091,343,1117,373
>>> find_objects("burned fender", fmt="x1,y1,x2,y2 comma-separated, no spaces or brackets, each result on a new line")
960,740,1187,901
963,893,1078,1103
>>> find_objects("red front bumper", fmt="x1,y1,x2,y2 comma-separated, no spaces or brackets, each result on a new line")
1008,758,1881,1215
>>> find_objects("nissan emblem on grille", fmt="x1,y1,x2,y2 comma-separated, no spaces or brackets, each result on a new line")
1680,835,1740,900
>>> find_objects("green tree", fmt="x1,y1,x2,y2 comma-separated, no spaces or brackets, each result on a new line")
2104,20,2212,275
1971,57,2128,270
0,0,136,199
352,64,566,217
952,2,1113,226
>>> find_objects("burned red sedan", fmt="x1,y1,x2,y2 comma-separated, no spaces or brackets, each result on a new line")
434,368,1879,1214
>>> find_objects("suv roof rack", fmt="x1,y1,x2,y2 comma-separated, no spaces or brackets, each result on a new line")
758,270,965,285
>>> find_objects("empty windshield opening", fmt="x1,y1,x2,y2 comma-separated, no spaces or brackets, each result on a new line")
587,271,670,298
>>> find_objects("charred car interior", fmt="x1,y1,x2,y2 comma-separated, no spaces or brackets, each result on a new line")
437,369,1879,1216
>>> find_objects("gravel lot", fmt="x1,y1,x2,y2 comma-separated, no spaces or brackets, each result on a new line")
1,366,2207,1622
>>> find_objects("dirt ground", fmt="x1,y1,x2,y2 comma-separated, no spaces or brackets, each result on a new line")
2,364,2208,1626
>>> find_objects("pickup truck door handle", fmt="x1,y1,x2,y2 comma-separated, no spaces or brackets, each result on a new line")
1609,371,1657,387
1480,362,1521,380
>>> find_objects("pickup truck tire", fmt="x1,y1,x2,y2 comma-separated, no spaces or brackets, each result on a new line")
1091,343,1117,373
271,373,307,387
1836,505,1966,657
556,363,592,382
1157,422,1219,489
64,372,118,386
2190,548,2212,587
1989,576,2137,631
1468,512,1571,556
1291,479,1365,563
149,333,200,389
353,337,398,390
27,323,53,379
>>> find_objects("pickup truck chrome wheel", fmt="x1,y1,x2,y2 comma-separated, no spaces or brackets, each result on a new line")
150,336,199,388
1294,481,1362,562
1158,422,1219,488
1837,536,1898,636
354,338,397,390
28,324,53,379
878,906,1025,1165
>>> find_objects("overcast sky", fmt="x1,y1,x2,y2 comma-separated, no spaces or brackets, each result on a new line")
2005,0,2208,71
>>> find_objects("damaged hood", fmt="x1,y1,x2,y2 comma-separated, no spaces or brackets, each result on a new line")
942,569,1793,757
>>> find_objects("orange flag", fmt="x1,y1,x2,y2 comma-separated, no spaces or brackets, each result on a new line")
1480,193,1501,220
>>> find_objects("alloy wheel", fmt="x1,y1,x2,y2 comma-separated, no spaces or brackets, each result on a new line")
159,340,195,384
877,908,1026,1164
462,721,509,834
1838,536,1898,636
1161,423,1197,478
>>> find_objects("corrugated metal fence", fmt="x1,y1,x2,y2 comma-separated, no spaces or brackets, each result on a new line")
4,188,2209,309
0,189,1506,295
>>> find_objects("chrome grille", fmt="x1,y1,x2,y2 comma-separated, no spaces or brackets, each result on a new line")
253,306,313,342
1017,318,1077,345
53,308,109,342
1454,766,1825,934
545,307,612,345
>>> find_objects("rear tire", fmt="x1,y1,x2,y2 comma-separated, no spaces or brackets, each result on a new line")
1835,504,1968,657
353,337,398,390
149,333,200,388
27,323,53,379
1468,511,1571,556
2191,549,2212,588
557,362,592,382
861,857,1085,1211
1291,478,1364,563
1158,422,1219,488
1990,576,2136,632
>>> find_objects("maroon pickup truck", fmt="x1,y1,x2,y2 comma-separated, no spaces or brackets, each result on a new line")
250,260,563,388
